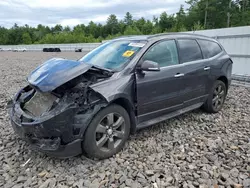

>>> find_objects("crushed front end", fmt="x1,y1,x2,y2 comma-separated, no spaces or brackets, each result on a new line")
9,59,111,158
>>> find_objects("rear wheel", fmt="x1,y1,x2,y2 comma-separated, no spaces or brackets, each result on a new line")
203,80,227,113
83,104,130,159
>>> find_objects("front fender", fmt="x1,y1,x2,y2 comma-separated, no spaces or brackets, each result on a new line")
90,74,135,105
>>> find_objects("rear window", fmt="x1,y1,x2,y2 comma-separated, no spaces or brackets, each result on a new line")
198,40,222,58
177,39,203,63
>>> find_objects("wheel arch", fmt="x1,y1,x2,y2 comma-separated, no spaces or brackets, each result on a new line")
110,97,137,134
217,76,228,92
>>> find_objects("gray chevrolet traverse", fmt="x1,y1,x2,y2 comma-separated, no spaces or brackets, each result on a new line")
9,33,232,159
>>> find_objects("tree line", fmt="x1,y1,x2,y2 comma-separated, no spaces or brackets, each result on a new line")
0,0,249,45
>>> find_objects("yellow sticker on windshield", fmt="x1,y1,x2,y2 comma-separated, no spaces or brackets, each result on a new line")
122,50,135,57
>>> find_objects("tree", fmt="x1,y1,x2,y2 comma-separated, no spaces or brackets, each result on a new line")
34,24,51,41
22,32,32,44
73,24,85,35
1,2,250,45
143,20,153,34
52,24,63,33
233,0,250,26
124,12,133,26
63,26,71,32
123,26,142,35
192,21,205,30
86,21,99,38
0,27,9,44
185,0,240,29
152,16,159,25
134,17,146,32
118,20,126,35
106,14,119,35
174,5,186,31
159,12,175,31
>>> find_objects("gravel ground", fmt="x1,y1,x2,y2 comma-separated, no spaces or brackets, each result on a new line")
0,52,249,188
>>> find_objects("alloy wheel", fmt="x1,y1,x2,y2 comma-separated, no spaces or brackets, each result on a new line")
212,84,226,111
95,113,125,151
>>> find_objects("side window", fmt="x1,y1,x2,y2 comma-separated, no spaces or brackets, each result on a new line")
142,40,179,67
198,40,222,58
177,39,203,63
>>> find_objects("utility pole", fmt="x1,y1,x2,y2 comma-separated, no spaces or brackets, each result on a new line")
204,0,208,29
227,0,232,27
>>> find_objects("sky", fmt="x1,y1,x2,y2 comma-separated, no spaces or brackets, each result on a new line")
0,0,187,28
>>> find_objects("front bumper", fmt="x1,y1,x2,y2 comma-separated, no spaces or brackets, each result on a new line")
8,84,107,158
10,110,84,158
10,111,83,158
9,91,84,158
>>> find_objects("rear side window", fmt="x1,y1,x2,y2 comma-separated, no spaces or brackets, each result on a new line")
142,40,179,67
198,40,222,58
177,39,203,63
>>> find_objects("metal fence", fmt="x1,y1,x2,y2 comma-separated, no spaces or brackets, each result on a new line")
186,26,250,83
0,43,101,52
0,26,250,82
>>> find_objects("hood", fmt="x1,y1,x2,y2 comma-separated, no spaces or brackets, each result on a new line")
27,58,92,92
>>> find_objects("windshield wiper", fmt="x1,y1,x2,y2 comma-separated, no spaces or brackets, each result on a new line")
92,65,112,72
90,65,115,76
79,60,115,74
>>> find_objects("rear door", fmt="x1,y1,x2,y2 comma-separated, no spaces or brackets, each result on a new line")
197,39,225,90
177,39,210,106
136,40,186,123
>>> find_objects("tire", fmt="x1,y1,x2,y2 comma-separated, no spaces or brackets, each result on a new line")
203,80,227,113
83,104,130,159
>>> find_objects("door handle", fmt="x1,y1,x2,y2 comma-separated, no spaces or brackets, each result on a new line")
204,67,210,71
174,73,185,78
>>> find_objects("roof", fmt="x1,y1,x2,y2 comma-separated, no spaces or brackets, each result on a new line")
113,32,214,42
113,35,149,41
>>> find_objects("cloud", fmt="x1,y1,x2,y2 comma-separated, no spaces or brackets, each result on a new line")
0,0,186,28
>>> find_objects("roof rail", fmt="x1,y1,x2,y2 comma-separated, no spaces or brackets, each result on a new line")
148,32,210,39
112,35,149,40
113,35,141,39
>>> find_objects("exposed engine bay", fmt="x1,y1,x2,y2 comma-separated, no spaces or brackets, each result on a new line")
20,67,112,119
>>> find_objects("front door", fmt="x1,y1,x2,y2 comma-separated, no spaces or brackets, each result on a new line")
136,40,186,123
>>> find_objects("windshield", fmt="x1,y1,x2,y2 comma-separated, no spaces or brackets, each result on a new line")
79,40,146,71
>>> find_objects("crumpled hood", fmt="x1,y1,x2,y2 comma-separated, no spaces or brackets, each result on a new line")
27,58,92,92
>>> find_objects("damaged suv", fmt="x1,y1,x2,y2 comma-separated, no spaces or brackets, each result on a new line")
9,33,232,159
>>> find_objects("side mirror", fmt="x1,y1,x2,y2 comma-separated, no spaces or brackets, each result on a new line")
140,60,160,71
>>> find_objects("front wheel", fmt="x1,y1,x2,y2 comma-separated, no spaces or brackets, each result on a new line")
203,80,227,113
83,104,130,159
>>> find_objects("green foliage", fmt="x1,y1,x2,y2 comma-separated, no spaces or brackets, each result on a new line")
174,5,187,32
185,0,250,29
192,21,205,31
106,14,119,35
38,33,99,44
1,1,250,45
159,12,175,32
124,12,133,26
22,32,32,44
124,26,142,35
